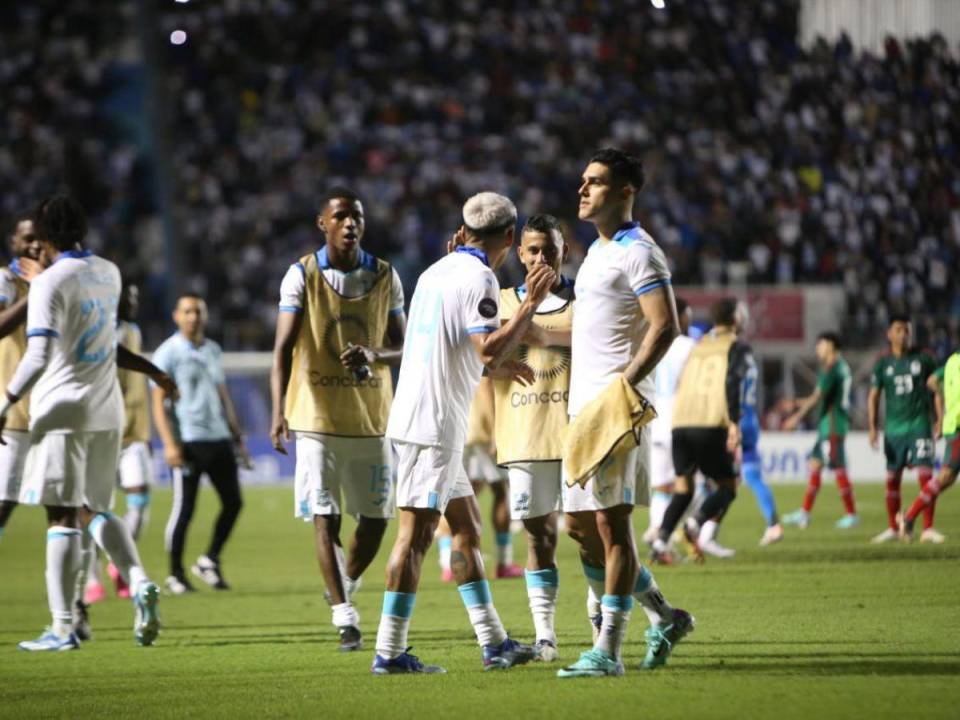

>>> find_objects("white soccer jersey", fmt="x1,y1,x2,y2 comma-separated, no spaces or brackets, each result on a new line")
386,247,500,450
651,334,697,444
568,222,671,417
22,251,124,434
278,246,404,315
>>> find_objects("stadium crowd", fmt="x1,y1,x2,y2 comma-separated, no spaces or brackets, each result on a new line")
0,1,958,353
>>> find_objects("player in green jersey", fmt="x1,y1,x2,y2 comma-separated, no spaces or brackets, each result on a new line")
782,332,859,529
899,349,960,542
867,316,943,543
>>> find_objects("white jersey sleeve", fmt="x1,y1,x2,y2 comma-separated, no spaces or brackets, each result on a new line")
461,269,500,335
624,242,671,298
389,268,405,316
278,263,305,312
25,272,64,340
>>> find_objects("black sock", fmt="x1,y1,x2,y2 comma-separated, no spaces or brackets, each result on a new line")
695,486,737,526
658,492,694,542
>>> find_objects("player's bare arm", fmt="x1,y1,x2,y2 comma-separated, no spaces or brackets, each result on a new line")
340,311,406,370
116,344,178,400
622,284,680,386
867,386,881,449
218,383,252,469
783,389,820,431
469,264,555,374
151,384,183,467
269,309,303,454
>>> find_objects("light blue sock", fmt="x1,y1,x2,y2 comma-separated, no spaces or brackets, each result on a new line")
376,591,416,658
743,456,777,526
525,568,559,642
595,594,633,658
495,531,513,565
633,564,673,626
458,580,507,647
581,561,605,618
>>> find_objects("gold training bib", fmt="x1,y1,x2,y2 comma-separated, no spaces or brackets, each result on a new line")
0,267,29,431
672,328,737,429
493,287,573,464
285,251,393,436
118,321,150,444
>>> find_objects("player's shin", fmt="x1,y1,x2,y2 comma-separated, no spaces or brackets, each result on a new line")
124,490,150,541
743,457,777,526
87,512,148,590
375,591,415,660
633,564,674,626
917,469,936,530
46,526,82,636
885,471,902,530
594,594,632,659
459,580,508,648
525,567,558,644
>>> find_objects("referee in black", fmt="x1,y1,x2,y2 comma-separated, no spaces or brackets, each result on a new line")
651,298,754,563
152,294,251,593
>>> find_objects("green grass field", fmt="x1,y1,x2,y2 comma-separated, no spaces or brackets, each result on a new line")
1,483,958,719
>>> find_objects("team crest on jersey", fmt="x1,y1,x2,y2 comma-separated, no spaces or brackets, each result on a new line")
323,314,370,360
517,344,571,382
911,360,921,375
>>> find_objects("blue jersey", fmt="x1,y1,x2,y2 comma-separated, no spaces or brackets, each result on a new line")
740,350,760,452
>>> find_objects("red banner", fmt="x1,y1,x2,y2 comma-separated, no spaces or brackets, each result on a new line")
679,289,805,341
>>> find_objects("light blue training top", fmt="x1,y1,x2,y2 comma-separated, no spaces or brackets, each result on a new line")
152,333,231,443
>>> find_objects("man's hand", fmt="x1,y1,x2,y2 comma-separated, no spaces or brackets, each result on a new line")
447,226,468,254
782,414,801,432
869,427,879,450
164,442,184,468
726,423,741,453
487,360,536,386
271,413,291,455
153,372,179,401
17,257,45,282
524,265,556,307
340,343,376,370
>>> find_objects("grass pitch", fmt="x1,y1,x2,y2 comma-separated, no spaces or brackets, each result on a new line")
1,483,958,719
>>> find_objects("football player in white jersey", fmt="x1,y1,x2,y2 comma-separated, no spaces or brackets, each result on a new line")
558,149,693,678
1,196,174,650
643,297,695,544
371,192,553,674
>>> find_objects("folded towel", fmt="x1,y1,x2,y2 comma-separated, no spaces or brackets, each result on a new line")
563,375,657,488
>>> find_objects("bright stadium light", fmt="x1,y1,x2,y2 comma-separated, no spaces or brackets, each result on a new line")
174,0,191,4
170,30,187,45
651,0,666,8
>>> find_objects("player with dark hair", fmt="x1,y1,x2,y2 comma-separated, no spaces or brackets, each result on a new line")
868,316,942,543
153,293,249,594
270,187,406,651
559,148,692,678
651,298,754,562
782,332,859,529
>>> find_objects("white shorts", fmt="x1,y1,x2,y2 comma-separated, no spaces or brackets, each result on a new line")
118,441,154,490
0,430,30,502
463,443,505,483
650,441,675,489
507,461,562,520
18,429,121,513
294,433,395,520
394,441,474,514
562,427,651,512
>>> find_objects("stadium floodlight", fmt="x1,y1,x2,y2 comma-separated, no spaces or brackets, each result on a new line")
170,30,187,45
651,0,665,8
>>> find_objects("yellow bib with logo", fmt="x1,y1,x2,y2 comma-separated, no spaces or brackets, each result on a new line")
943,353,960,436
466,383,495,447
118,321,150,444
672,328,737,429
492,287,573,464
285,252,393,436
0,267,29,431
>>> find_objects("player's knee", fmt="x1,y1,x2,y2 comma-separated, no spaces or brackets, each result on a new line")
359,515,389,539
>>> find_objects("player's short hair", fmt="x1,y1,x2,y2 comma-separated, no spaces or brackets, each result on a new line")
522,213,563,240
33,195,87,251
462,192,517,237
710,298,738,327
589,147,645,191
888,314,911,327
320,186,361,209
175,293,205,306
817,331,842,350
6,208,33,239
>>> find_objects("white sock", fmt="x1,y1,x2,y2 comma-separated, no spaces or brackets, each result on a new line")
594,595,632,659
495,532,513,565
699,519,719,544
75,531,95,599
525,568,559,644
375,592,415,659
344,575,361,601
124,491,150,541
633,565,674,627
458,580,507,648
331,601,359,629
649,490,672,531
46,527,82,636
87,513,148,591
438,536,452,571
581,562,605,620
